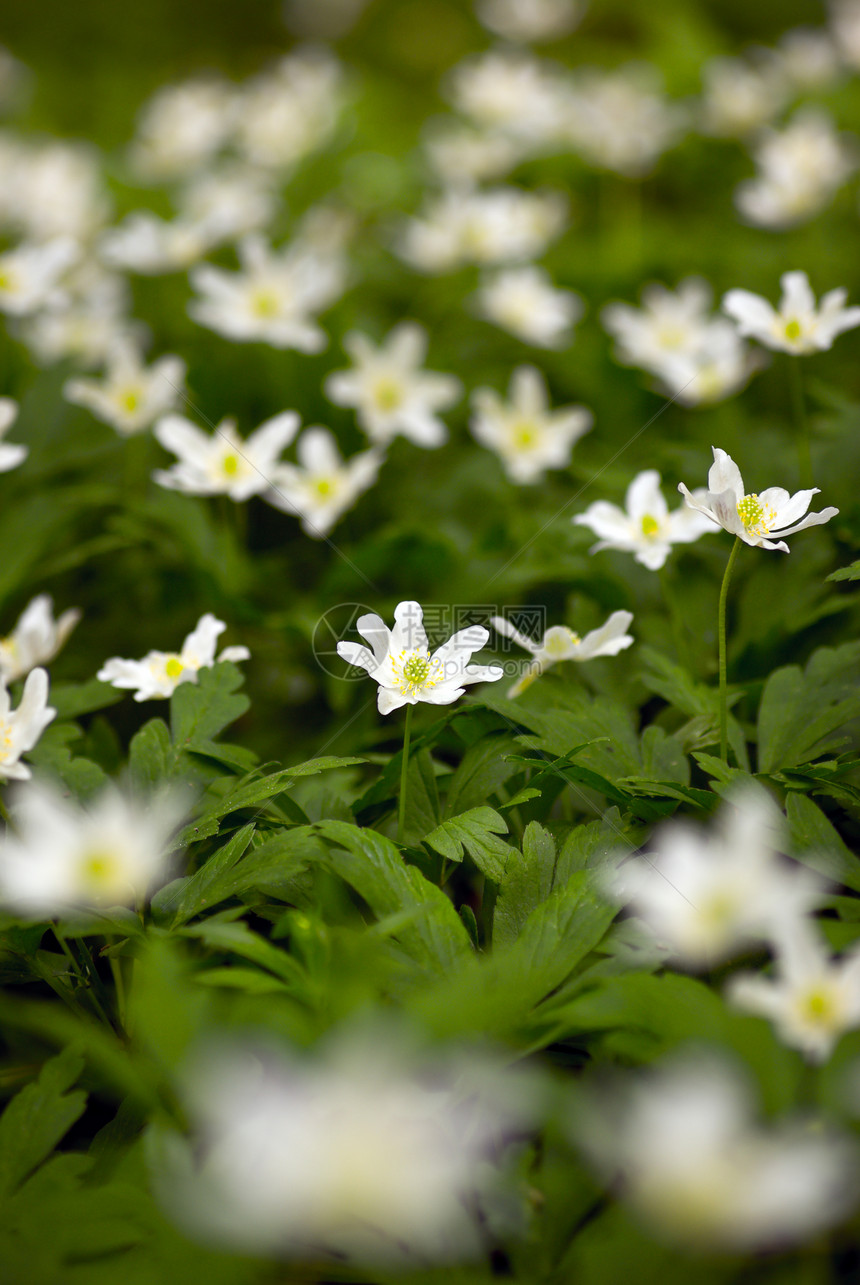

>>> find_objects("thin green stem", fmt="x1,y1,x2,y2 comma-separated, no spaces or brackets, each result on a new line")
718,537,742,764
397,703,414,846
53,927,115,1030
788,357,813,489
109,956,127,1030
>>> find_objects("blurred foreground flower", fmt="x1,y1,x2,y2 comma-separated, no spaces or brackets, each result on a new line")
64,338,185,435
97,613,249,701
607,788,820,965
491,610,633,697
266,427,381,536
0,595,80,684
579,1052,856,1250
0,237,78,316
150,1035,539,1265
723,269,860,354
0,779,183,915
0,398,25,472
0,669,56,782
337,600,502,714
574,469,713,570
470,365,591,483
153,410,299,499
325,322,460,447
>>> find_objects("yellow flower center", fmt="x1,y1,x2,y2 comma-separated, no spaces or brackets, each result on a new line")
79,850,123,893
641,514,660,537
512,420,538,450
801,986,838,1027
0,269,10,291
656,324,686,349
784,318,802,341
251,289,280,318
402,654,431,685
372,377,403,412
121,388,141,413
314,477,334,497
222,453,240,476
736,492,775,537
165,656,184,679
391,648,444,696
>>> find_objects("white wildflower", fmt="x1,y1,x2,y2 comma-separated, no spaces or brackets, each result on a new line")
64,338,186,435
176,164,278,242
0,669,56,783
563,65,685,177
574,470,714,570
97,613,249,702
0,595,80,684
399,187,567,273
234,50,343,171
0,398,25,473
723,269,860,354
266,428,381,537
153,411,299,500
474,266,583,348
130,77,237,181
734,109,855,229
100,212,218,274
0,237,78,316
492,610,633,697
470,365,591,483
475,0,585,43
699,55,787,138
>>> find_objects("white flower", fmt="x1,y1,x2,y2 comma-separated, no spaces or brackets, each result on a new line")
580,1052,856,1250
729,919,860,1063
100,212,218,274
678,447,839,552
699,55,787,138
602,276,716,371
0,669,56,782
475,0,585,43
470,365,591,484
491,610,633,697
574,470,714,570
424,125,524,186
0,779,183,915
18,262,133,368
64,339,186,435
97,613,249,702
830,0,860,69
129,77,238,181
233,50,343,171
474,266,583,348
775,28,841,90
562,65,685,177
447,52,570,148
266,428,381,537
5,141,110,243
399,187,567,274
0,595,80,684
723,270,860,355
607,789,822,965
176,165,278,242
325,323,460,448
151,1036,535,1263
336,601,503,715
0,398,25,473
734,109,855,229
189,233,344,351
0,237,78,316
153,411,299,501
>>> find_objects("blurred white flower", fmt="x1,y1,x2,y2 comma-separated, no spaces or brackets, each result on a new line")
563,65,685,177
336,600,503,715
492,610,633,697
580,1052,856,1250
399,186,567,273
729,918,860,1063
0,669,56,783
189,233,345,350
129,77,238,181
475,0,585,43
607,788,821,965
0,779,183,915
678,447,838,552
830,0,860,69
266,428,381,537
656,324,763,406
698,54,787,138
424,124,525,186
0,237,78,316
0,141,110,243
153,410,299,500
474,266,583,348
100,211,218,275
18,262,134,367
282,0,370,38
176,164,278,242
325,323,460,448
447,51,570,149
723,269,860,355
0,47,30,115
574,470,714,570
97,613,249,702
0,595,80,685
734,109,855,229
0,398,25,473
64,339,186,436
775,28,841,90
470,365,591,483
152,1036,537,1264
234,50,343,171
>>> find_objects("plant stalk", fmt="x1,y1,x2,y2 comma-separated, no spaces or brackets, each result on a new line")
397,702,413,846
718,537,742,763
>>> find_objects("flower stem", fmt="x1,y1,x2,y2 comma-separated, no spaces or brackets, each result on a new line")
397,703,413,846
718,537,742,764
788,357,813,489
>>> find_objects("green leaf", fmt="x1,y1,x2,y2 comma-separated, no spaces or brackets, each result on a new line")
180,919,305,986
169,662,250,755
424,806,514,881
49,679,124,721
192,756,367,831
827,560,860,582
444,733,523,817
785,794,860,892
757,641,860,772
493,821,556,949
128,719,172,792
0,1046,87,1198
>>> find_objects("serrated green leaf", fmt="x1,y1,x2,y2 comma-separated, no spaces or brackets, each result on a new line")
757,641,860,773
169,662,250,754
785,793,860,892
128,718,171,792
0,1046,87,1198
493,821,556,949
444,733,523,817
424,806,513,881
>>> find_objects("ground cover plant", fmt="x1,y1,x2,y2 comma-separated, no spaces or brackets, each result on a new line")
2,0,860,1281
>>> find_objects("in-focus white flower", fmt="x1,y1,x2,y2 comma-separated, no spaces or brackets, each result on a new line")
233,50,343,171
574,470,714,570
0,779,183,915
0,398,25,473
325,323,460,448
0,237,78,316
728,919,860,1063
153,410,299,500
699,54,787,138
579,1052,857,1250
734,109,855,229
189,233,345,351
474,266,583,348
0,669,56,782
399,187,567,274
129,77,238,181
266,428,382,537
563,65,685,177
151,1035,538,1264
100,212,218,275
607,788,822,965
97,613,249,702
678,447,838,552
0,595,80,684
491,610,633,697
723,270,860,355
470,365,592,484
475,0,585,43
64,339,186,436
336,601,503,715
